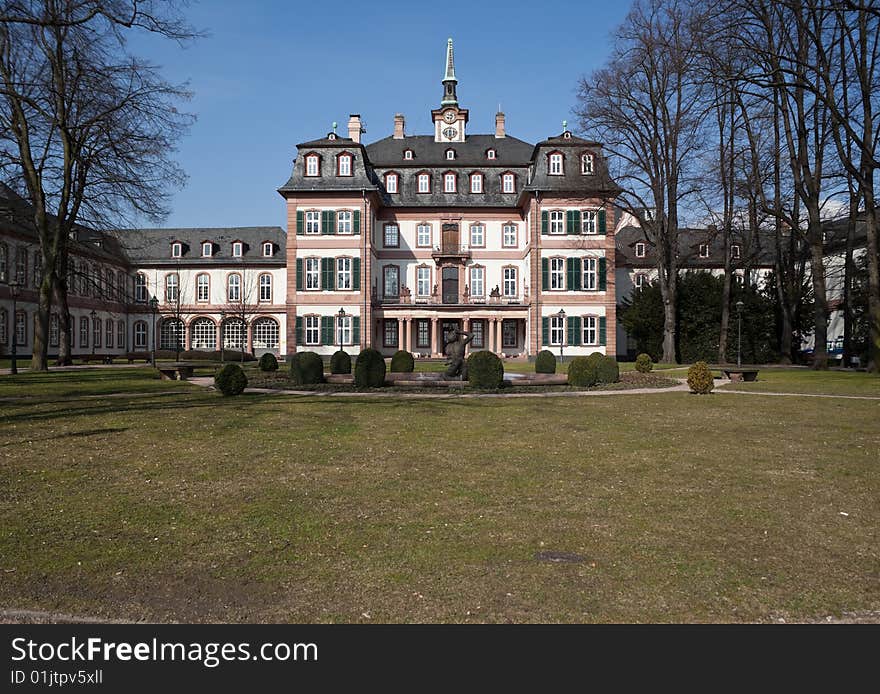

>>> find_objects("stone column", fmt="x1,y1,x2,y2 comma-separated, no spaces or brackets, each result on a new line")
431,317,438,356
496,318,503,354
462,318,470,355
396,317,403,351
409,318,416,354
215,322,222,352
247,322,253,355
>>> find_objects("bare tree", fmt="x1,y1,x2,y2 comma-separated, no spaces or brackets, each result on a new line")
0,0,196,369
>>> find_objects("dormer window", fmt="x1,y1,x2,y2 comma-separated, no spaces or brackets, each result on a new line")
487,149,497,160
263,242,274,257
417,172,431,193
470,172,483,194
328,132,337,140
305,153,320,177
337,152,352,176
446,149,456,160
171,242,182,258
232,241,243,257
635,242,646,258
404,149,414,160
644,208,655,221
385,172,399,194
202,242,213,258
731,244,741,259
502,172,515,194
699,243,710,258
443,172,457,193
581,153,594,175
549,152,564,175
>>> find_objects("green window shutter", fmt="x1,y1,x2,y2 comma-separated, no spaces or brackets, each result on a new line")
573,257,582,291
352,316,360,346
574,316,582,346
599,316,607,346
541,211,548,235
598,208,607,235
321,257,335,290
352,257,361,290
573,210,582,234
327,210,337,235
565,210,574,235
321,211,329,235
321,316,333,346
541,258,549,291
295,316,303,345
598,257,607,291
296,258,303,291
566,257,575,290
353,210,361,234
566,316,577,346
296,211,304,235
542,317,549,346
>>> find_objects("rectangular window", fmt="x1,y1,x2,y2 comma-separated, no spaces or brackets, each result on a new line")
259,274,272,302
306,258,320,289
13,312,25,346
418,173,430,193
306,156,319,176
106,320,114,348
93,317,102,348
470,266,485,297
305,316,320,345
731,244,741,259
202,242,212,257
232,242,242,257
135,275,147,303
583,258,598,291
503,267,517,297
263,242,274,257
134,323,147,349
49,314,59,348
227,275,241,302
197,275,209,302
171,243,182,258
337,211,352,234
384,266,399,299
471,320,484,348
385,173,398,193
550,315,564,345
503,224,517,247
417,266,431,297
583,316,598,345
469,224,484,247
549,153,563,175
470,174,483,193
635,273,647,289
117,320,125,349
635,242,646,258
383,319,399,348
444,173,456,193
416,319,430,348
15,247,27,284
550,258,565,290
384,224,399,248
581,154,594,174
503,320,517,348
337,258,352,290
699,244,710,258
165,274,179,303
550,211,564,234
502,174,515,194
80,317,89,347
338,155,351,176
582,210,597,234
306,211,321,234
417,224,432,248
337,316,352,346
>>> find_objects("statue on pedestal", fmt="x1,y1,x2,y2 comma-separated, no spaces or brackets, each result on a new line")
443,328,473,378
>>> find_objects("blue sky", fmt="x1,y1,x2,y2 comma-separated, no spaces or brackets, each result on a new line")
133,0,633,229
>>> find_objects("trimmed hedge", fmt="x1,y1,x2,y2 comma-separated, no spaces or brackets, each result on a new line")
567,356,597,387
390,350,415,373
155,349,256,362
467,350,504,389
355,348,386,388
258,352,279,372
330,350,352,374
289,351,325,385
687,361,715,394
635,353,653,373
596,356,620,384
214,363,248,396
535,350,557,374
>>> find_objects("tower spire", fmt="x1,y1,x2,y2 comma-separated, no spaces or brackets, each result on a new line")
441,37,458,107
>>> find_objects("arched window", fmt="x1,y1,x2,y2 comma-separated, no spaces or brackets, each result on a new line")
171,242,182,258
548,152,564,175
165,273,179,303
445,148,456,160
417,172,431,193
487,149,497,160
79,316,89,347
0,242,7,283
581,153,594,175
117,319,125,350
227,273,241,302
305,153,320,177
502,172,516,194
232,241,243,257
337,152,353,176
134,321,148,349
262,242,274,257
190,317,216,350
253,318,279,351
384,172,399,194
135,273,147,303
469,172,483,194
92,316,102,347
259,273,272,302
443,171,456,193
105,319,114,348
160,319,184,350
196,273,210,302
222,318,245,350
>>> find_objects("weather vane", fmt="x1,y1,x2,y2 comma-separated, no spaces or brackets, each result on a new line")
332,121,337,134
562,119,568,131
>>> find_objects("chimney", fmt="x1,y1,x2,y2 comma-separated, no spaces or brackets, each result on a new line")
495,112,506,138
393,113,405,140
347,114,363,144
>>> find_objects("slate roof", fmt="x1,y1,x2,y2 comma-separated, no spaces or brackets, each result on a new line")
524,132,622,197
278,139,377,194
820,213,871,254
614,225,776,269
365,134,534,167
114,227,286,266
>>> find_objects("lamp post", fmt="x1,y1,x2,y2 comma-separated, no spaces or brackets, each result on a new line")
219,310,226,364
557,308,566,363
736,300,745,367
148,296,159,366
337,307,347,354
8,280,20,375
89,309,97,359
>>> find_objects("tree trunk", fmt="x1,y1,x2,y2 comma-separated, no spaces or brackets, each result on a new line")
807,209,829,370
861,188,880,372
842,195,858,368
55,281,73,366
30,265,53,371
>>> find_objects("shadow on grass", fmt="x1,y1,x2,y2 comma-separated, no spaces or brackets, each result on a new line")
0,426,130,448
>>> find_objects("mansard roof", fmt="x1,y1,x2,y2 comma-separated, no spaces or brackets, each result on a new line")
524,133,622,198
115,226,286,266
366,134,533,168
614,225,776,269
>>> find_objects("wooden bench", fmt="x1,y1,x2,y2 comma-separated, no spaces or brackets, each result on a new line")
156,362,196,381
721,368,759,382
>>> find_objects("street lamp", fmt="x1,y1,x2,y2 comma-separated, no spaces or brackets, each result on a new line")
8,280,20,375
736,300,745,367
89,309,97,359
557,308,566,363
148,295,159,366
337,307,347,354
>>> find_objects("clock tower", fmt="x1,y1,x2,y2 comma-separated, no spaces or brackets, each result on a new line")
432,38,468,143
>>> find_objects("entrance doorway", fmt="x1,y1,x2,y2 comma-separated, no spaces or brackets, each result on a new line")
441,319,461,349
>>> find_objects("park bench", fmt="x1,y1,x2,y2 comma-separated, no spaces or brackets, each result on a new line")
156,362,196,381
721,368,759,382
125,352,153,364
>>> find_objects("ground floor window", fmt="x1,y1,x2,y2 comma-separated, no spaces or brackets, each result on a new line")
15,311,27,346
117,320,125,350
416,319,430,349
0,309,6,346
502,320,517,348
222,319,245,350
550,315,564,346
93,317,102,348
160,319,184,350
583,316,597,346
305,316,319,345
134,321,147,349
337,316,352,346
105,319,114,348
49,313,59,348
253,318,279,350
471,320,484,348
384,319,399,348
80,316,89,347
191,318,216,350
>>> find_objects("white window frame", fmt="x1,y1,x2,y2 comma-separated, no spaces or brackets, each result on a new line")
583,315,598,345
581,153,594,175
446,149,455,160
165,273,179,303
263,242,274,257
305,211,321,234
550,315,564,345
487,149,496,160
106,319,114,348
337,316,352,346
305,315,320,345
227,274,241,302
336,258,352,290
550,258,565,290
416,224,432,248
550,211,565,235
470,223,485,247
385,173,398,193
202,242,213,258
384,265,399,298
338,154,352,176
196,274,209,302
502,173,515,193
417,266,431,297
549,153,563,175
417,173,430,193
634,273,647,289
635,242,646,258
259,273,272,302
305,154,319,176
470,173,483,193
731,244,741,259
404,150,414,160
337,210,352,234
135,274,147,303
582,210,597,234
171,242,182,258
134,322,147,349
470,266,485,297
503,224,517,248
305,258,320,290
503,267,517,298
232,242,243,257
699,243,710,258
444,173,456,193
384,224,399,248
583,257,598,291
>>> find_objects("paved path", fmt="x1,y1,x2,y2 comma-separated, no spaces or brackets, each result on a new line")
716,388,880,401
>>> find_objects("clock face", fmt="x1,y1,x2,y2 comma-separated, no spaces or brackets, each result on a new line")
443,127,458,140
443,110,456,123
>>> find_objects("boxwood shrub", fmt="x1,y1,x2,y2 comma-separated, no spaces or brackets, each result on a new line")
330,350,352,374
214,363,248,396
355,348,386,388
567,356,597,387
687,361,715,394
467,350,504,389
289,351,325,385
635,353,653,373
596,356,620,384
535,350,557,374
258,352,279,372
390,349,415,373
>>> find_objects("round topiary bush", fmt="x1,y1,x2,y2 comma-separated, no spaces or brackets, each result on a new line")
289,351,325,385
687,361,715,394
214,363,248,396
596,355,620,384
567,355,598,387
467,350,504,389
258,352,279,372
390,349,415,373
535,349,557,374
330,350,352,374
635,353,653,373
354,348,386,388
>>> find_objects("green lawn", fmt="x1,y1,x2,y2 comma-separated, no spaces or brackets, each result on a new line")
719,368,880,397
413,359,688,375
0,367,878,623
0,367,194,400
